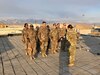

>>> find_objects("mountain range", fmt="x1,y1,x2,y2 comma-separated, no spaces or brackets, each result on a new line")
0,18,100,25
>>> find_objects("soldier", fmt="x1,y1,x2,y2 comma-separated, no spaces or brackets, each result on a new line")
22,23,29,55
56,23,61,51
66,24,77,67
38,21,49,57
56,23,61,37
60,23,67,51
50,23,59,54
27,24,36,60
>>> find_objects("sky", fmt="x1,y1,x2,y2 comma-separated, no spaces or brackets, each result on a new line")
0,0,100,23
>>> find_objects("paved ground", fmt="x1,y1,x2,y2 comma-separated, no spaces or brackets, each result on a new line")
0,35,100,75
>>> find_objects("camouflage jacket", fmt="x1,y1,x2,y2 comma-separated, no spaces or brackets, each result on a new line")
50,28,59,41
60,27,67,38
27,29,36,42
22,28,29,43
66,28,77,46
38,26,49,42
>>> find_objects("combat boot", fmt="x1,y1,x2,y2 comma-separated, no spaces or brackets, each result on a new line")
30,56,33,60
53,51,57,54
68,64,74,67
42,54,47,57
44,54,47,57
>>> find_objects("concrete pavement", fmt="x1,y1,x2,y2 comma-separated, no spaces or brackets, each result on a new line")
0,35,100,75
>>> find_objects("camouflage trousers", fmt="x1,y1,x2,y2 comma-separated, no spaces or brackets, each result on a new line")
23,37,29,54
51,40,58,54
40,41,48,56
27,40,36,57
68,45,76,64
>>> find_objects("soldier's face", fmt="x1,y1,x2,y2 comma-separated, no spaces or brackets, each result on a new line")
42,23,46,26
57,23,60,27
25,25,28,28
63,25,66,28
53,25,56,28
30,27,33,29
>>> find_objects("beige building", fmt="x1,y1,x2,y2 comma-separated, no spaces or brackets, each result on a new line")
75,24,93,35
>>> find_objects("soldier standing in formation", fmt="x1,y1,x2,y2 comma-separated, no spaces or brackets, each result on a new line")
38,21,49,57
50,23,59,54
27,25,36,60
66,24,77,67
22,22,78,67
22,23,29,55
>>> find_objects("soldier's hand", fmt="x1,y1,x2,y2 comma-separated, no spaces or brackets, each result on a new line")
60,38,63,40
63,36,66,38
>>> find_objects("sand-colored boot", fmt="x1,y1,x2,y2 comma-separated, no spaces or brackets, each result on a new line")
44,54,47,57
53,51,57,54
68,64,74,67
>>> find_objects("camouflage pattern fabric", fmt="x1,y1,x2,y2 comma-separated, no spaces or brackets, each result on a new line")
66,28,77,65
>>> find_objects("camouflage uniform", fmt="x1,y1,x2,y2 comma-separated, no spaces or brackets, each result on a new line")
60,27,67,51
50,28,59,54
22,28,29,55
66,28,77,66
57,26,61,40
56,26,61,52
38,26,49,57
27,28,36,59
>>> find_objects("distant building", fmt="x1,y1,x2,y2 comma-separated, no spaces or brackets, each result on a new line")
75,23,93,35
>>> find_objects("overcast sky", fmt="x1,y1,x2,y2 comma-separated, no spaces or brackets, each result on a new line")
0,0,100,23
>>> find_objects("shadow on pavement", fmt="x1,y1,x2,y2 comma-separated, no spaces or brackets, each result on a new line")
59,40,71,75
0,36,15,54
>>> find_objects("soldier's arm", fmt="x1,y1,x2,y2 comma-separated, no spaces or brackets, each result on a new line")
38,28,41,40
58,28,62,39
48,29,50,38
22,29,25,43
75,31,78,41
66,31,70,41
49,29,53,40
35,30,37,40
60,29,64,38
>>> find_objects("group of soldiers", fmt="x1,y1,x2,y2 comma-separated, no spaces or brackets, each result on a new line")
22,21,79,67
